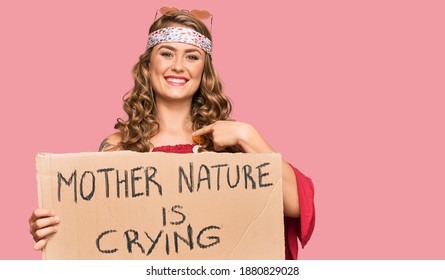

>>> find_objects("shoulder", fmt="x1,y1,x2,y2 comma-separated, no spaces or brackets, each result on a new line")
99,132,123,152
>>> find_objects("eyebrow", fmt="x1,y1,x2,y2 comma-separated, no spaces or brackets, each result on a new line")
158,45,202,55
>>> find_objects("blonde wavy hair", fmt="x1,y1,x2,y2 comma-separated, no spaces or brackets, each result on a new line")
115,12,239,152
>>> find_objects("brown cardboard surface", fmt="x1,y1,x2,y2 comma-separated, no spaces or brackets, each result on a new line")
36,151,284,259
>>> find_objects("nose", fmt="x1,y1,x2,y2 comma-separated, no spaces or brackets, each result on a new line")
171,57,185,72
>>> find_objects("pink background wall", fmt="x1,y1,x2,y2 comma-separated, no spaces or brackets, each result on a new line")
1,0,444,259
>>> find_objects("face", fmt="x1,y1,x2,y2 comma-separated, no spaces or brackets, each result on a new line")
149,42,205,103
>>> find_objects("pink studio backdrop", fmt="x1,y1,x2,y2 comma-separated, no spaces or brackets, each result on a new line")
0,0,444,259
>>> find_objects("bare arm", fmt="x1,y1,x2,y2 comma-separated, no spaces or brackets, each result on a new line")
98,133,122,152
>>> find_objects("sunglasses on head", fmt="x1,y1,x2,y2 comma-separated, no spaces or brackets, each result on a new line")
154,7,213,32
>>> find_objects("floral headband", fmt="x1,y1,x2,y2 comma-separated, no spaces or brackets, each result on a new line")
146,27,212,55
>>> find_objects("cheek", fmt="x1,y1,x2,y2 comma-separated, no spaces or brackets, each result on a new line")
191,63,205,80
149,55,167,75
149,64,167,86
191,68,204,88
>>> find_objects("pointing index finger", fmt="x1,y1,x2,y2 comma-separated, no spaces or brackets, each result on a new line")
192,124,214,136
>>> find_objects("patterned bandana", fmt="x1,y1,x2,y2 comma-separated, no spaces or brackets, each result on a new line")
146,27,212,55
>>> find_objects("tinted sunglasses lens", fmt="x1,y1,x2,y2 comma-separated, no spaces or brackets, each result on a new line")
160,7,179,15
190,9,211,19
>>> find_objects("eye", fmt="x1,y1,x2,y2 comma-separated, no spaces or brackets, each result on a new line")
187,54,199,61
160,51,173,57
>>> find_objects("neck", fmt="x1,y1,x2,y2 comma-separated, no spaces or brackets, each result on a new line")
157,100,192,130
150,99,195,146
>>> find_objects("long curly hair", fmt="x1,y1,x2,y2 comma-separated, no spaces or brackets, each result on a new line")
114,12,238,152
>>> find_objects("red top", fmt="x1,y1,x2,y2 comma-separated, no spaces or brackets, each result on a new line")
153,144,315,259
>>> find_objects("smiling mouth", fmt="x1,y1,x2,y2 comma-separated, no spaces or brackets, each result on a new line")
165,76,188,86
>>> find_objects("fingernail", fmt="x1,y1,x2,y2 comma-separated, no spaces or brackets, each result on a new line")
192,132,196,136
54,216,60,223
54,226,58,232
51,211,55,216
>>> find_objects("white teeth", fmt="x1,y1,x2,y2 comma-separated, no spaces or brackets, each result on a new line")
166,78,186,83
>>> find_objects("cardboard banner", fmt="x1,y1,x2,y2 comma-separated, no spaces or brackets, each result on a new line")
36,151,284,259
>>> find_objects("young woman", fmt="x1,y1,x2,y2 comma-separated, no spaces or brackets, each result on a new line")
29,10,315,259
